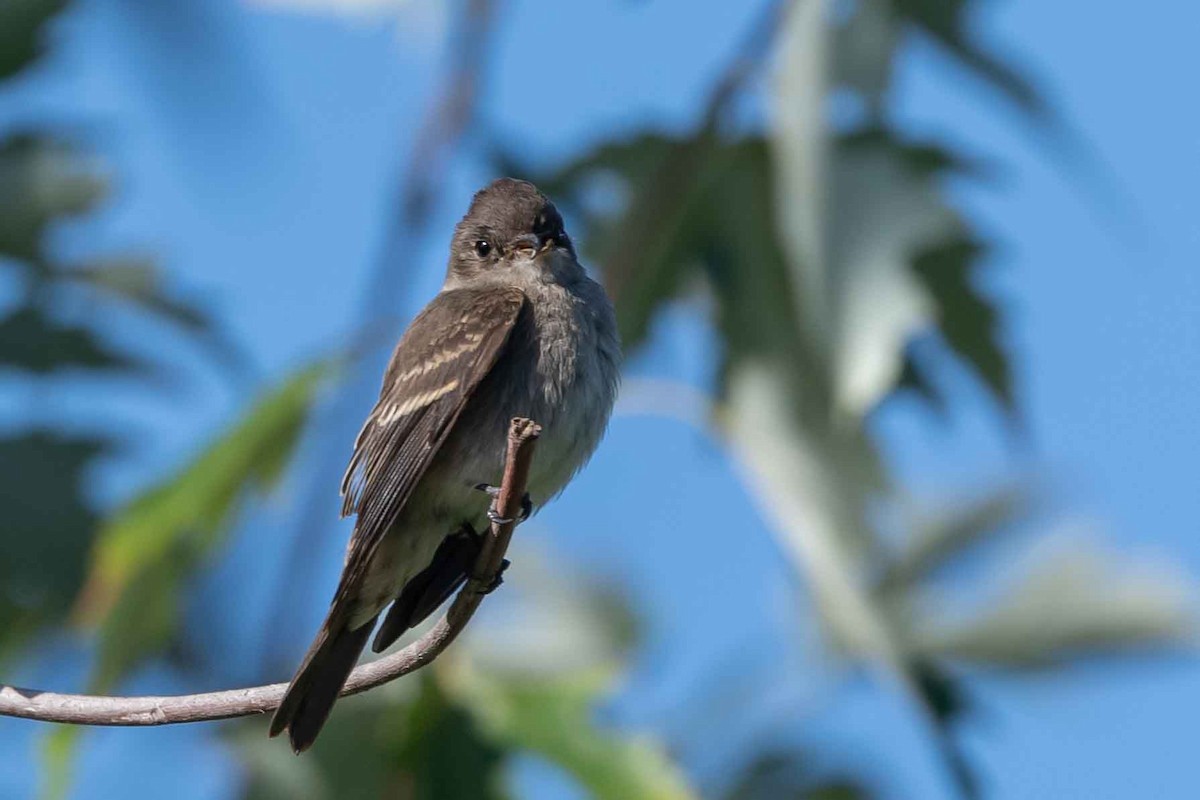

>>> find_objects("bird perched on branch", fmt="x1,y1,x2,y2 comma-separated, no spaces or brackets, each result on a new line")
270,178,621,752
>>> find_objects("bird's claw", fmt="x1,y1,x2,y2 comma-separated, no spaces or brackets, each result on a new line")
487,507,515,525
474,484,533,524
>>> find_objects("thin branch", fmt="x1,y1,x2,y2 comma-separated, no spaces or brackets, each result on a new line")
0,417,541,727
400,0,496,225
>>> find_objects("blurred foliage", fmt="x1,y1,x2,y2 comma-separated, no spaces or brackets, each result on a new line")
74,362,334,689
725,751,871,800
235,566,695,800
0,0,66,80
450,665,692,800
526,0,1196,795
237,677,507,800
0,432,107,659
0,1,1195,800
0,3,230,667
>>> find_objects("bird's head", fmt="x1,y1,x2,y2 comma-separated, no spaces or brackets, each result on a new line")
445,178,580,289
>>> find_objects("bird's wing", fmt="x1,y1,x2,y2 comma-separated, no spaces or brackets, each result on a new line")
332,286,528,618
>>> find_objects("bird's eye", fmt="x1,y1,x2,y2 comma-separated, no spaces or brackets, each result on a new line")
473,239,492,257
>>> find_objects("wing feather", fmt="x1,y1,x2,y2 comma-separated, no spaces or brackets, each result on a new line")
331,287,527,620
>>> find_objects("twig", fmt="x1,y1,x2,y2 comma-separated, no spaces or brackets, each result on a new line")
0,418,541,727
400,0,496,225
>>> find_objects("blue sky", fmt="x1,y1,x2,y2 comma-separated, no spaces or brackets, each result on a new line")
1,1,1198,798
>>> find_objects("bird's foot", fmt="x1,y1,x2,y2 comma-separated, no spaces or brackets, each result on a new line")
473,484,533,524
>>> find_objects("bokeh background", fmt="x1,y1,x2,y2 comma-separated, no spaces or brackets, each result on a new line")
1,0,1198,798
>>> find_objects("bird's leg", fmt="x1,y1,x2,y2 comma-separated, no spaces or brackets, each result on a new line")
482,558,511,594
473,483,533,524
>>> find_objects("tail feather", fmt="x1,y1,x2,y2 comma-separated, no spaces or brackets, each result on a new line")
269,613,377,753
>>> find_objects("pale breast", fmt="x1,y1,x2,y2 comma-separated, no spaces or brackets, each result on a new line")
352,275,619,626
422,273,619,521
523,276,621,502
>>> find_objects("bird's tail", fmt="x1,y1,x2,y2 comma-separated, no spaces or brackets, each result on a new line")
268,612,377,753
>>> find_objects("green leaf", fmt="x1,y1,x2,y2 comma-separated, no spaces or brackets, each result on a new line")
0,135,109,263
235,676,506,800
40,725,83,800
395,675,509,800
57,258,246,373
450,665,695,800
890,0,1046,120
832,0,901,109
0,307,141,374
75,360,336,688
0,0,67,80
62,259,210,334
463,550,637,675
0,432,108,658
538,133,719,352
910,236,1014,414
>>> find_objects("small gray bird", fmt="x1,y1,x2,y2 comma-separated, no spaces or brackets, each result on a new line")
269,178,621,752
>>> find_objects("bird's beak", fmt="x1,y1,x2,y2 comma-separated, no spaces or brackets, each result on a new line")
504,232,554,257
509,233,541,257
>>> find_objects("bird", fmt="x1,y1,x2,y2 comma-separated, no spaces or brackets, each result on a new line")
269,177,621,753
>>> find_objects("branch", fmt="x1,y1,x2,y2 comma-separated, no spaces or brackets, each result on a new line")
399,0,495,225
0,417,542,727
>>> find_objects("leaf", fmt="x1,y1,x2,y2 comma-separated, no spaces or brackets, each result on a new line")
63,259,210,334
463,550,637,676
450,665,695,800
74,360,335,688
912,532,1197,668
704,0,959,665
235,676,506,800
825,140,961,417
0,432,108,658
541,132,987,423
722,361,896,663
395,675,509,800
0,135,109,263
832,0,901,108
539,135,825,399
876,483,1032,595
0,306,141,374
58,258,246,373
0,0,67,80
537,133,719,352
772,4,963,419
447,553,687,799
910,236,1013,414
770,0,829,341
41,725,83,800
235,729,327,800
890,0,1046,120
